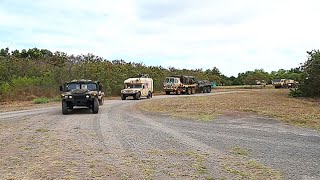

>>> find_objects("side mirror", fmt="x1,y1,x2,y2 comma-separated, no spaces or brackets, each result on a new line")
59,86,64,92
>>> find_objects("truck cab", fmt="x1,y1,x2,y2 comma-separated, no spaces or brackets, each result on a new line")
163,77,182,94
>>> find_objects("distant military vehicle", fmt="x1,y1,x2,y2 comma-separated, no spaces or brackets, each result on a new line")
272,79,298,88
163,75,212,95
59,80,104,114
121,74,153,100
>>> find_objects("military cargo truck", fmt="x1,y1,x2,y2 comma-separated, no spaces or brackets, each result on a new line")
59,80,104,114
163,75,212,95
272,79,298,88
121,74,153,100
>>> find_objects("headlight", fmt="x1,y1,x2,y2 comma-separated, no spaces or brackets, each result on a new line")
86,95,90,98
68,95,72,99
64,95,68,98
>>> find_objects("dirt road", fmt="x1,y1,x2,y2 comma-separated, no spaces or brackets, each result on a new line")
0,92,319,179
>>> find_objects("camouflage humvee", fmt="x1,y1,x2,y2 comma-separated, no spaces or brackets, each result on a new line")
59,79,104,114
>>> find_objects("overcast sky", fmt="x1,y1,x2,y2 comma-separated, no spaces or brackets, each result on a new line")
0,0,319,76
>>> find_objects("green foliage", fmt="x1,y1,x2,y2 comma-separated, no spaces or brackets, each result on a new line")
298,50,320,97
32,97,49,104
0,83,11,95
289,89,302,97
0,47,308,101
50,96,61,102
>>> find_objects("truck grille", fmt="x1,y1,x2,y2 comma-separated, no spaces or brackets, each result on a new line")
73,95,86,100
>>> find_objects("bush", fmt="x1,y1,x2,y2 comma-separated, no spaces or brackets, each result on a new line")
289,89,302,97
50,96,61,102
32,97,49,104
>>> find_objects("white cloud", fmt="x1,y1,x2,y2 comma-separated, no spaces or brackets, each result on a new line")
0,0,319,76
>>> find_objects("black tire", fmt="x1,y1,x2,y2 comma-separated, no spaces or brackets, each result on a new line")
187,88,191,95
134,92,141,100
165,91,170,95
92,99,99,114
192,88,196,94
203,88,207,93
121,94,126,100
207,87,211,93
147,92,151,99
99,98,104,105
62,101,68,115
176,89,181,95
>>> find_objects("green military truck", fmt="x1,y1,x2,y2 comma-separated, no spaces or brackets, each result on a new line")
163,75,212,95
59,79,104,115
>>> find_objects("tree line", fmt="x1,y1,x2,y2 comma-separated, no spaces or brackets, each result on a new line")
0,47,318,101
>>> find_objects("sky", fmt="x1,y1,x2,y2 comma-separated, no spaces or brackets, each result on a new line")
0,0,320,76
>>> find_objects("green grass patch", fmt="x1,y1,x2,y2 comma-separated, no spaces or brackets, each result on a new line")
36,128,49,133
32,97,49,104
50,96,61,102
232,147,250,156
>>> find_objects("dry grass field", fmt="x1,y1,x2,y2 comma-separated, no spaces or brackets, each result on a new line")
139,89,320,130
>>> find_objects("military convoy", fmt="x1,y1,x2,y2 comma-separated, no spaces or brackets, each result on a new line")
272,79,299,89
59,75,212,114
59,80,104,114
121,74,153,100
163,75,212,95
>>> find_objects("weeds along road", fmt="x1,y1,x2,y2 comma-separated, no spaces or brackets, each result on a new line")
0,91,319,179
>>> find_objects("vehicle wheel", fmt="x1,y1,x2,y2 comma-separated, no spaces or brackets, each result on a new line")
147,92,151,99
165,91,170,95
134,92,141,100
187,88,191,95
121,94,126,100
62,101,68,115
92,99,99,114
176,89,181,95
207,87,211,93
203,88,207,93
99,98,104,105
191,88,196,94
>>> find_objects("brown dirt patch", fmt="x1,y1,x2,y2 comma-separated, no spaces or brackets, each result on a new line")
139,89,320,130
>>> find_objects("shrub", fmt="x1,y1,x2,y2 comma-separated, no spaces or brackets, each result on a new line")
50,96,61,102
32,97,49,104
289,89,302,97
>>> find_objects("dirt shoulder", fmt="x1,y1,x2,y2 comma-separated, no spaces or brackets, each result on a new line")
139,89,320,130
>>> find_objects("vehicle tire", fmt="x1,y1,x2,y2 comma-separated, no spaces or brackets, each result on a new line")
92,99,99,114
176,89,181,95
62,101,68,115
121,94,126,100
147,92,151,99
191,88,196,94
203,88,207,93
187,88,191,95
207,87,211,93
134,92,141,100
99,98,104,105
165,91,170,95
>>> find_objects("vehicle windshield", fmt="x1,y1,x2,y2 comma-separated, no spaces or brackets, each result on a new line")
67,83,97,91
164,78,175,83
272,79,281,82
126,84,142,88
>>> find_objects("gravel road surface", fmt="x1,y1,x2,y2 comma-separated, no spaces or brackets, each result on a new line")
0,92,319,179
